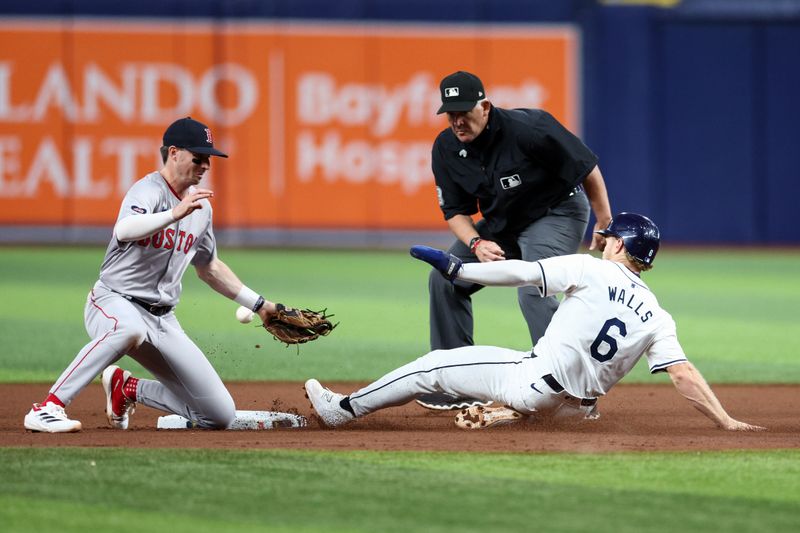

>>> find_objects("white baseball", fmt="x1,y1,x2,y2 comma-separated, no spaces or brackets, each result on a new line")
235,306,255,324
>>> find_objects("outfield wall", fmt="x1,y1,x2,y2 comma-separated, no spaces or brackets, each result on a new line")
0,1,798,246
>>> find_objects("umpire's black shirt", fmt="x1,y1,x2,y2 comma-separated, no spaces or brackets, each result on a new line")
431,106,598,236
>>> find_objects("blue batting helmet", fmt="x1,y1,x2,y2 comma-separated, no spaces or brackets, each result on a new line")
596,212,660,266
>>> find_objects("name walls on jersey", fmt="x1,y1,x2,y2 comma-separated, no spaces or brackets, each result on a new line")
294,72,548,195
607,285,653,322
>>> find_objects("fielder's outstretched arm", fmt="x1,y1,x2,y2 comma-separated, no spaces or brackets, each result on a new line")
195,258,277,321
458,260,544,288
666,362,765,431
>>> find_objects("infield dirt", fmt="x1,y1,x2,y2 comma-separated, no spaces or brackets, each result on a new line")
2,383,798,452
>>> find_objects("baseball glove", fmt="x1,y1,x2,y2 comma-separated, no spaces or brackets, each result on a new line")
263,303,336,345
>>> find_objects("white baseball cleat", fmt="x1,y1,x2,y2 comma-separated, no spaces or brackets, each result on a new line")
454,405,524,430
304,379,354,428
24,402,82,433
102,365,136,430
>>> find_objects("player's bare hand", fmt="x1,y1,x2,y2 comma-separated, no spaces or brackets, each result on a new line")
172,188,214,220
721,419,766,432
475,240,506,262
589,220,609,251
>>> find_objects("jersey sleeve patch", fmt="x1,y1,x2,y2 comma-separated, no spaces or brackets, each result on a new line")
131,206,147,214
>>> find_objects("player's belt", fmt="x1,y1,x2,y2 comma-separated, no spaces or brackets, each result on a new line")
121,294,173,316
567,184,583,197
542,374,597,407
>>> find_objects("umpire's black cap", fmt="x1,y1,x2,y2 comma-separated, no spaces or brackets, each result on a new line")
437,71,486,114
163,117,228,157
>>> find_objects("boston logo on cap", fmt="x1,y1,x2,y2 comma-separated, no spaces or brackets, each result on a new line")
162,117,228,158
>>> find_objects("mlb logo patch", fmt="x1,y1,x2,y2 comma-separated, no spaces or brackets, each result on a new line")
444,87,460,97
205,128,213,144
500,174,522,190
131,206,147,214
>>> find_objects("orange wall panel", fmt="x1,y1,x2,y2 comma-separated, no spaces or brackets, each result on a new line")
0,21,578,230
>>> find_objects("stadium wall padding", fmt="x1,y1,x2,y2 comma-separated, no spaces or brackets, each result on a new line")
0,0,797,244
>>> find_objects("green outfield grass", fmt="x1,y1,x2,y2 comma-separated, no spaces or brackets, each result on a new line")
0,246,797,384
2,247,799,533
2,448,799,533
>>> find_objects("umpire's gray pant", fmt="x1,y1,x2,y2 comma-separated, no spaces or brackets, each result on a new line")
429,190,590,350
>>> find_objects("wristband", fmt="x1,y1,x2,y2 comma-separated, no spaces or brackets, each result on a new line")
469,236,482,254
252,296,265,313
234,285,261,311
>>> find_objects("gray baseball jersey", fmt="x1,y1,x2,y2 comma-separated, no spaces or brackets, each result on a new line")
347,254,687,420
99,171,216,306
48,171,235,428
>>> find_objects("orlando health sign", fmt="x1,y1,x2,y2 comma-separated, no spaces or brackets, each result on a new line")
0,19,578,231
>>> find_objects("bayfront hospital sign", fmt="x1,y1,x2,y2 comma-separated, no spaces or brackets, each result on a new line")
0,20,578,230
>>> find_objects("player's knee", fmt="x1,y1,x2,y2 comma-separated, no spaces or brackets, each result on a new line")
412,349,451,370
117,323,147,349
217,400,236,429
196,396,236,429
207,411,236,430
422,349,448,361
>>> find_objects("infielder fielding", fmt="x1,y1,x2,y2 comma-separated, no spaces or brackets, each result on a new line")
305,213,764,432
24,117,318,433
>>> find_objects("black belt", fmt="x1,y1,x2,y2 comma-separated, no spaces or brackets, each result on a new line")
121,294,173,316
568,184,584,197
542,374,597,407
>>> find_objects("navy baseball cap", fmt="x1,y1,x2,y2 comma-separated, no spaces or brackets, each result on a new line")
437,71,486,114
162,117,228,157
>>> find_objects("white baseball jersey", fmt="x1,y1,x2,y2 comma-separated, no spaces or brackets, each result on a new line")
99,171,216,306
533,254,687,398
346,254,688,422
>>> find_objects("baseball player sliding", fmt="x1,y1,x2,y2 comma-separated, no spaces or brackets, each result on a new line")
24,117,310,433
305,213,764,432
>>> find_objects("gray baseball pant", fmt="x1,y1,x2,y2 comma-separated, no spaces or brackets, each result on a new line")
48,282,235,428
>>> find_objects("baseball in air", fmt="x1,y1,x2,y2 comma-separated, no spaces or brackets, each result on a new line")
235,306,255,324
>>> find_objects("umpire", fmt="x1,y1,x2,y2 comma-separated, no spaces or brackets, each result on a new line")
428,71,612,355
